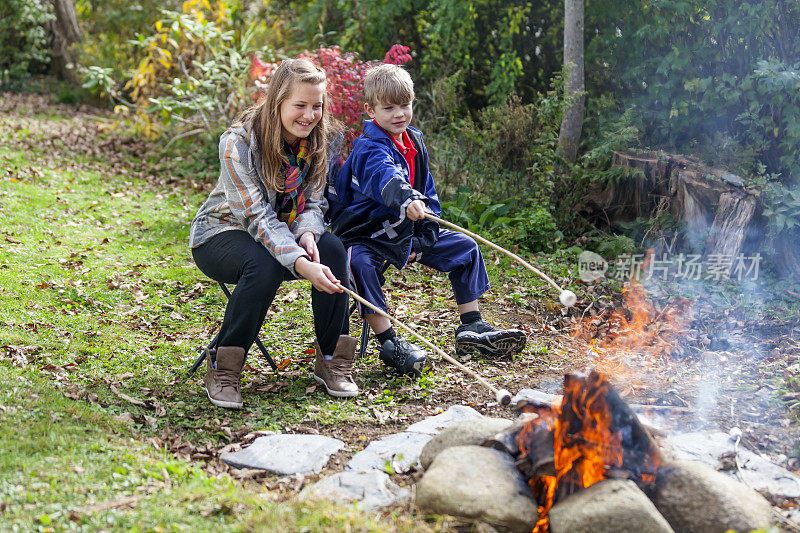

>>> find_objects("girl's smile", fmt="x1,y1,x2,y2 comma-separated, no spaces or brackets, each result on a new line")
280,81,326,143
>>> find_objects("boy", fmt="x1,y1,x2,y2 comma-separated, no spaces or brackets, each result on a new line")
328,64,526,376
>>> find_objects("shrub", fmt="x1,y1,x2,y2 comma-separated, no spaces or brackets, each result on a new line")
0,0,54,85
74,0,169,79
429,71,567,208
250,44,412,146
499,204,562,253
594,0,800,181
441,187,561,253
82,0,251,139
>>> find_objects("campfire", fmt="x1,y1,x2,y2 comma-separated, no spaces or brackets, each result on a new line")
570,281,692,395
514,371,662,532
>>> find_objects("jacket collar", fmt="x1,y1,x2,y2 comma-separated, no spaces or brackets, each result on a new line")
362,120,423,145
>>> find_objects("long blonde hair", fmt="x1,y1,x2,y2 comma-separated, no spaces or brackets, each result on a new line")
239,58,329,192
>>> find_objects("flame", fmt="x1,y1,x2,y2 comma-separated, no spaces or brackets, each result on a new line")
571,280,692,394
517,372,659,533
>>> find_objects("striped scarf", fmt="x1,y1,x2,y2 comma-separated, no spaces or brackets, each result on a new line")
278,139,310,224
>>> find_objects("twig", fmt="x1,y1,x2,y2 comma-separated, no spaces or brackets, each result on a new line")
425,214,564,294
730,430,800,532
73,495,141,515
336,283,510,403
772,509,800,533
165,128,206,148
109,383,145,406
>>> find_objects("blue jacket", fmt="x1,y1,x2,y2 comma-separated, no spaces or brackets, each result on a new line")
328,120,442,269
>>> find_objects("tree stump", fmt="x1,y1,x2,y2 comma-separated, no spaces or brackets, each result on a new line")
586,151,774,270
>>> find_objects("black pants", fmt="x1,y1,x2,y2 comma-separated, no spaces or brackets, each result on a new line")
192,230,349,355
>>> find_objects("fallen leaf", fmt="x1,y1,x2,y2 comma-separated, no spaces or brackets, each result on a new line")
113,412,135,424
143,415,158,429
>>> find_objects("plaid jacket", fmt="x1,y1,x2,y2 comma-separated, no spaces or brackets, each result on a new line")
189,123,327,276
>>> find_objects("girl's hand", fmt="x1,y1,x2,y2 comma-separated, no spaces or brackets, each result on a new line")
406,199,426,221
298,232,320,263
294,257,342,294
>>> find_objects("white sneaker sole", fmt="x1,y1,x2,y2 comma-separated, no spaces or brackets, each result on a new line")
313,375,358,398
206,386,243,409
455,330,527,358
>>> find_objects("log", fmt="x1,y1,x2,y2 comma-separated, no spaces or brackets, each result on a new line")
704,192,757,260
499,373,662,494
586,152,664,222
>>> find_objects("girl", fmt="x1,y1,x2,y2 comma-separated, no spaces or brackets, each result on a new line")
190,58,357,409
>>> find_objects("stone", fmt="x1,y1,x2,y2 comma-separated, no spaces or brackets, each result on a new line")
346,432,432,473
220,434,344,475
419,417,514,470
549,479,674,533
405,405,484,435
415,445,538,533
298,470,410,510
667,430,800,499
653,460,773,533
510,389,562,410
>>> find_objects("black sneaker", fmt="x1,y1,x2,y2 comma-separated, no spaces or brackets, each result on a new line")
455,319,527,358
379,336,427,377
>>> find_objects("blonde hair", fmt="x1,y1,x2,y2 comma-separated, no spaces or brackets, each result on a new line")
364,64,415,108
238,58,329,192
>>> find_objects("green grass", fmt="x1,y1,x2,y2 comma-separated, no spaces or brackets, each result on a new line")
0,364,439,531
0,99,585,531
3,90,797,530
0,108,456,531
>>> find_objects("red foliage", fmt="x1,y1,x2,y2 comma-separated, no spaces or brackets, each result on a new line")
383,44,413,65
249,44,412,147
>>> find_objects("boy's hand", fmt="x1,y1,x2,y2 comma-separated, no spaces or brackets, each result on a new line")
406,199,426,221
298,232,320,263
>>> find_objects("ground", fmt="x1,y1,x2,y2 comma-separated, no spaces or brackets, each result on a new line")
1,93,798,531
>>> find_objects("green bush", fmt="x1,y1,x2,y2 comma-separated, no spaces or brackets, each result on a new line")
498,204,562,253
0,0,54,85
441,187,561,253
591,233,635,259
763,182,800,239
75,0,172,79
83,1,254,139
589,0,800,181
427,72,567,209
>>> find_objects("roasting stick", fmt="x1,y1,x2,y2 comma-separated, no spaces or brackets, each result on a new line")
424,213,578,307
335,283,513,406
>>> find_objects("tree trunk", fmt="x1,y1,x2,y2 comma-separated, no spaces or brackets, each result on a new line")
557,0,585,164
45,0,82,79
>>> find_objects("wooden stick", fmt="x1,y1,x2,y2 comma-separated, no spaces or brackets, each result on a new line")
425,213,564,293
336,283,512,405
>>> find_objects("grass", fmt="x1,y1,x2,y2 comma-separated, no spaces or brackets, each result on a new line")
0,95,580,531
3,89,799,530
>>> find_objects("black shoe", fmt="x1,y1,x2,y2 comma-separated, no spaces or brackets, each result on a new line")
379,336,427,377
455,319,527,358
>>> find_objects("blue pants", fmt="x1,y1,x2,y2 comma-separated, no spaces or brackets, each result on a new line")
347,229,490,315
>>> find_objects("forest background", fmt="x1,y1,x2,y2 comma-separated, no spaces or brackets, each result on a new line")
3,1,800,529
4,0,800,264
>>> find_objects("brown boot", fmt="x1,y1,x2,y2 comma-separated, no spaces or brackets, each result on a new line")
314,335,359,398
205,346,245,409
